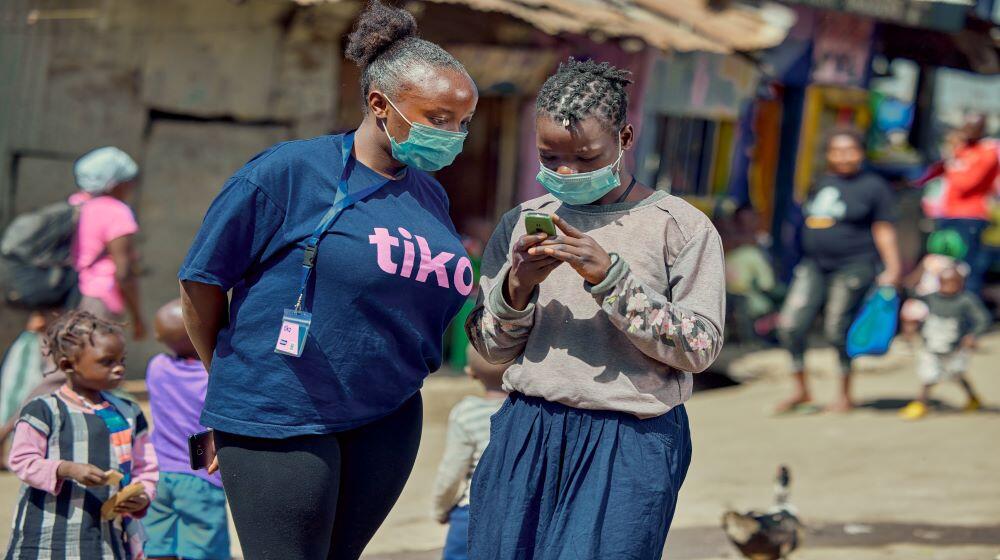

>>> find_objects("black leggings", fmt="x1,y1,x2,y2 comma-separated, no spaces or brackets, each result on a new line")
214,393,423,560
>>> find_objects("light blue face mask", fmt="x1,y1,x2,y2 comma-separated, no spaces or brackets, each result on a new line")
536,140,623,205
383,97,467,172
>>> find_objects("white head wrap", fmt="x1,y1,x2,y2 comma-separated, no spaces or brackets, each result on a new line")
74,147,139,194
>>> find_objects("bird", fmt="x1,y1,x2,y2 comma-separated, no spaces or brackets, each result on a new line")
721,465,803,560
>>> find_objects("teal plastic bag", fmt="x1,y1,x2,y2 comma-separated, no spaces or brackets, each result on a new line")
846,287,900,358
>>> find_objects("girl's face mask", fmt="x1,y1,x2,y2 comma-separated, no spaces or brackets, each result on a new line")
536,138,623,205
383,97,467,172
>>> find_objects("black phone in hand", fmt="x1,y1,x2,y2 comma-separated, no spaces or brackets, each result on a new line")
188,429,216,470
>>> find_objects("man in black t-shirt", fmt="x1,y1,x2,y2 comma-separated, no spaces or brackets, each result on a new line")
777,127,902,414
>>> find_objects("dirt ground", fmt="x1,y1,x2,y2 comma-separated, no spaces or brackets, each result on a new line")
0,334,997,559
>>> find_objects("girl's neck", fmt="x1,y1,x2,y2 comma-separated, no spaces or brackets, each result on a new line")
354,118,406,179
484,388,508,399
595,174,654,206
61,382,103,408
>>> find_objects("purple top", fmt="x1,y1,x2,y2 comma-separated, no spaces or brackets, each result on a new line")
146,354,222,487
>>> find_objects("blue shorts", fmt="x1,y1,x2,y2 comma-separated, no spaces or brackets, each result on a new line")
144,472,231,560
443,505,470,560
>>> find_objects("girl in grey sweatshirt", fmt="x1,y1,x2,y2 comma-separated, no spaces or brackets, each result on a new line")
465,59,725,560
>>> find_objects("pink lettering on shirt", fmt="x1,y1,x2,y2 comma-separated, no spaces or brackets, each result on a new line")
454,257,474,296
414,235,454,288
368,227,400,274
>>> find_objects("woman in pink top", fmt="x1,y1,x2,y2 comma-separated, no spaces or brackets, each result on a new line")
71,147,146,339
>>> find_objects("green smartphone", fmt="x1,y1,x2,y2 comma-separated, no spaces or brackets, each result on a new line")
524,212,557,237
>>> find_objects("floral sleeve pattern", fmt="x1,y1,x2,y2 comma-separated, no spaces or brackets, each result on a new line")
591,258,722,373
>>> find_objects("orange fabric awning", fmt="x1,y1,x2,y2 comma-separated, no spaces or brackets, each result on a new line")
296,0,795,53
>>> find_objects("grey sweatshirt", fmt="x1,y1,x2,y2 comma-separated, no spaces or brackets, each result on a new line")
466,191,725,418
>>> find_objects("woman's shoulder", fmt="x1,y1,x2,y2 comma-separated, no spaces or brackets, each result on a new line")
235,134,346,189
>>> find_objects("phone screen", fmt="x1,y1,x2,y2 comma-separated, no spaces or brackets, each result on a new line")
188,429,216,470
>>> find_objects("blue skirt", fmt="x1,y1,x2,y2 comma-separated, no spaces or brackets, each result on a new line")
469,393,692,560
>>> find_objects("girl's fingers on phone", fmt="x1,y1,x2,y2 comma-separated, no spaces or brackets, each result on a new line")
207,457,220,475
539,248,580,263
552,215,585,238
516,233,548,251
530,244,584,257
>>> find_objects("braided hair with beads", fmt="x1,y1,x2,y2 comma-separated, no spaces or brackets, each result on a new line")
536,58,633,130
45,310,124,367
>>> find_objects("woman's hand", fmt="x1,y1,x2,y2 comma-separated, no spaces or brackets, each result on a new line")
115,492,151,514
529,215,612,285
505,232,562,310
57,462,108,487
207,456,220,475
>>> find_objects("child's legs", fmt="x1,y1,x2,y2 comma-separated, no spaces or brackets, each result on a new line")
917,349,946,395
442,506,471,560
215,430,342,560
942,351,980,401
168,473,231,560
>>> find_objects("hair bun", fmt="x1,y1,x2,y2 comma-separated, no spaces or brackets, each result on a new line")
345,0,418,68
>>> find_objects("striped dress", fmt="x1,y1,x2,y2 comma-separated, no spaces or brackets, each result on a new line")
5,393,149,560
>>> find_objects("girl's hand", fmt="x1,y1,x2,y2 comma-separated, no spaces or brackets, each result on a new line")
530,215,612,285
207,456,220,475
505,232,562,310
57,462,108,487
115,492,150,514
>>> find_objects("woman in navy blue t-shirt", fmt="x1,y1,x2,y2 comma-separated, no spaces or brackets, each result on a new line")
178,2,478,556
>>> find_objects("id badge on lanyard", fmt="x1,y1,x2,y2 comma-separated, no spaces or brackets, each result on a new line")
274,131,388,358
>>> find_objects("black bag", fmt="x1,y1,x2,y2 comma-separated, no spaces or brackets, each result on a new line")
0,202,80,309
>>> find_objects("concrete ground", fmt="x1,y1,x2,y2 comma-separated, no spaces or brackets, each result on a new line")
0,335,997,559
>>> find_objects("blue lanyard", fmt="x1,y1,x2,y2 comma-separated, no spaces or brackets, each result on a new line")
294,131,390,311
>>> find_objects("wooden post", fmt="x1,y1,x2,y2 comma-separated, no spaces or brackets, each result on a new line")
494,96,521,221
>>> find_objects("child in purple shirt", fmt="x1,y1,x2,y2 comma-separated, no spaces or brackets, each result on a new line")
144,299,231,560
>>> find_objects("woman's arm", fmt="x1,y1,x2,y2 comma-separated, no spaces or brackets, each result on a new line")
872,221,902,286
179,280,228,372
107,235,145,339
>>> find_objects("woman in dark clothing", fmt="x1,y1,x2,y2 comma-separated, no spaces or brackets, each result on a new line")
177,1,478,557
776,127,902,413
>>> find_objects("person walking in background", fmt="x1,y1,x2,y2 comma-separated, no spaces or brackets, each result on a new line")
0,147,148,464
432,345,510,560
71,146,146,336
898,267,991,420
178,1,478,557
467,59,724,560
5,310,157,559
937,113,999,297
776,127,902,414
144,300,230,560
